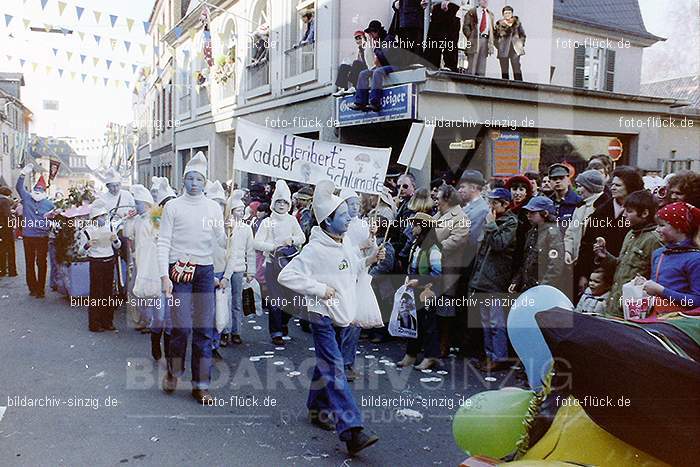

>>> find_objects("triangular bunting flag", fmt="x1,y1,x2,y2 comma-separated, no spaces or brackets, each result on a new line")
93,57,99,66
75,6,84,20
32,63,38,72
60,27,69,36
94,11,101,23
124,40,131,52
103,78,109,86
40,0,49,10
45,65,52,75
154,45,159,55
78,31,85,41
158,24,165,35
80,54,86,64
132,64,138,74
70,71,76,80
125,81,130,89
174,26,183,38
20,59,26,67
126,18,134,32
188,29,196,41
106,60,112,69
94,35,101,46
58,69,64,77
66,51,73,61
110,39,117,50
143,21,150,34
120,62,126,69
81,73,87,83
110,15,118,27
139,43,147,55
4,14,12,27
5,55,11,63
52,48,59,56
23,19,31,29
92,76,97,85
57,1,67,15
44,23,52,32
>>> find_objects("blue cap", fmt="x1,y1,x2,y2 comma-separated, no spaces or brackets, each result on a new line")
486,187,512,201
522,195,555,213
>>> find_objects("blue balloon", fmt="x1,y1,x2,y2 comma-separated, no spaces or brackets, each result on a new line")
507,285,573,390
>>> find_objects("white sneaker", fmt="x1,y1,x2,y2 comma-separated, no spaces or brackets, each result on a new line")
345,86,356,94
332,88,346,97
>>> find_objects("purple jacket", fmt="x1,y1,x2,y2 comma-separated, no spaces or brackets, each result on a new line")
651,239,700,309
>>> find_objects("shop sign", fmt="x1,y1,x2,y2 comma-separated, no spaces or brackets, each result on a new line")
335,84,416,127
449,139,476,150
520,138,541,173
491,132,521,177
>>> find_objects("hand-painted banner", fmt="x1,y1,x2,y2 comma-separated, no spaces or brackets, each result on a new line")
233,119,391,194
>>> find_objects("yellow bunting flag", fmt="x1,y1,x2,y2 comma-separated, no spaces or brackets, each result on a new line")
158,24,165,35
93,57,99,66
94,11,101,23
139,43,147,55
93,76,98,85
70,71,76,80
78,31,85,42
188,29,196,41
44,23,52,32
66,51,73,61
45,65,52,75
126,18,134,32
23,18,30,29
110,39,117,50
57,1,67,15
31,62,38,72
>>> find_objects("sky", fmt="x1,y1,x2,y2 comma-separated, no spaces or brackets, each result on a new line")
0,0,155,164
0,0,695,153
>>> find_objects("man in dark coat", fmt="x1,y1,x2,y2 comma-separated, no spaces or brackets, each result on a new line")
548,163,582,231
423,0,463,72
398,0,424,58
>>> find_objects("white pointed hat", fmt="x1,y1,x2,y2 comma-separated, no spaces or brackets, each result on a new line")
205,180,226,202
339,187,359,202
104,168,121,185
130,184,154,205
271,179,291,205
184,151,208,178
313,179,345,224
151,177,176,205
89,200,108,219
227,189,245,210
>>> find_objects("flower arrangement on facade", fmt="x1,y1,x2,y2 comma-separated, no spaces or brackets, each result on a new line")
213,48,236,85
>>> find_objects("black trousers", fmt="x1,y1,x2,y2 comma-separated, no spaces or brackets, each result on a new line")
89,257,116,330
423,14,460,71
0,230,17,275
398,26,424,61
335,60,367,89
406,306,440,358
499,52,522,80
23,236,48,295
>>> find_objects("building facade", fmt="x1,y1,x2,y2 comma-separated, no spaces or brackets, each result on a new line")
0,73,32,189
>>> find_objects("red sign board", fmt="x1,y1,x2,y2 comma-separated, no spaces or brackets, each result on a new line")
608,138,623,161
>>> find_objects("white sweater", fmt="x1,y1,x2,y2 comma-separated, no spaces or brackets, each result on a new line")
278,227,362,327
254,212,306,262
223,221,256,277
125,213,157,268
100,190,135,219
81,222,121,259
157,193,226,277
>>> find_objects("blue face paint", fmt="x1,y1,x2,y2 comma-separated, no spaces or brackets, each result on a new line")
95,214,107,227
346,197,360,219
135,200,147,215
326,202,351,235
183,172,205,196
106,183,120,196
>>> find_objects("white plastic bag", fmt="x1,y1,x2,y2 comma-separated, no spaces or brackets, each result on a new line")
133,249,161,298
353,271,384,328
216,287,232,333
388,282,418,338
244,279,263,317
621,276,653,320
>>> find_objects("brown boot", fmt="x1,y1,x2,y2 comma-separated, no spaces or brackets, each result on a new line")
414,357,441,371
192,389,214,405
162,373,177,393
396,355,416,368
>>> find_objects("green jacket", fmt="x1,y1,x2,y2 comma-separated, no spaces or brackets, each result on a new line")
602,222,661,318
469,211,518,293
513,219,567,292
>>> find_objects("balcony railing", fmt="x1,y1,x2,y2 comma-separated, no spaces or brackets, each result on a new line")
284,41,315,80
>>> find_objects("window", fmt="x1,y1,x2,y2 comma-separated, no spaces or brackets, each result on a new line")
284,0,316,80
246,0,270,91
574,45,615,91
217,19,238,100
196,35,211,109
178,50,192,117
161,87,166,133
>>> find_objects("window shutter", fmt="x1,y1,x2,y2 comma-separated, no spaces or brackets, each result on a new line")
573,45,585,88
605,49,616,92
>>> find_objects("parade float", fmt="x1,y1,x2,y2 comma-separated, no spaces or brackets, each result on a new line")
453,286,699,467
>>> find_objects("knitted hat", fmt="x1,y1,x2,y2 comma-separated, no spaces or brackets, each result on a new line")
104,168,121,185
657,202,700,235
34,175,47,191
339,187,359,202
151,177,176,205
89,200,108,219
271,179,292,206
130,184,154,204
205,180,226,202
575,170,605,194
184,151,208,178
313,180,345,224
228,189,245,210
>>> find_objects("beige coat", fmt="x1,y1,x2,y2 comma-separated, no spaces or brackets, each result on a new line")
564,192,604,262
434,205,470,296
463,7,496,56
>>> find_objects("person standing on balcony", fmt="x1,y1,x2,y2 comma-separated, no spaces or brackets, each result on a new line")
495,5,526,80
422,0,463,72
463,0,496,76
397,0,425,59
